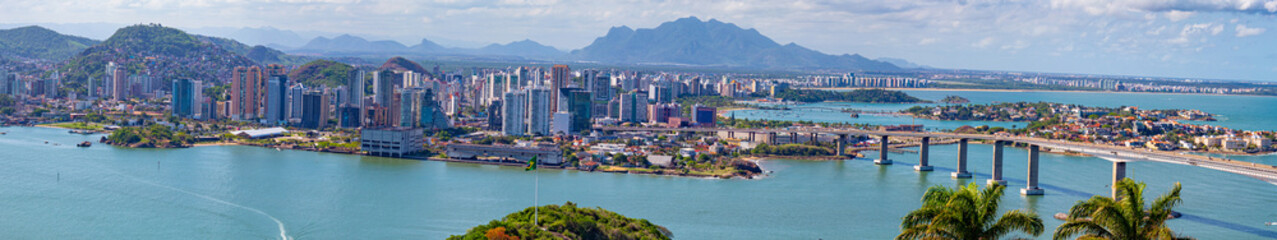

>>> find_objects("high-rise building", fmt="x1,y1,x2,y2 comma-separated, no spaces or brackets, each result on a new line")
618,91,648,123
419,89,451,130
399,88,424,127
527,87,552,136
347,69,365,107
648,103,680,124
590,72,611,101
265,75,289,125
550,65,570,112
104,62,116,99
0,69,9,95
170,79,202,119
339,106,362,128
693,105,717,127
374,71,394,106
486,100,503,131
231,66,262,120
566,88,592,133
301,90,329,129
287,84,306,122
111,67,127,101
86,75,95,99
502,91,527,136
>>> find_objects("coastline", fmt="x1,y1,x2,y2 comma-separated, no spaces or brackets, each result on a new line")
806,87,1274,97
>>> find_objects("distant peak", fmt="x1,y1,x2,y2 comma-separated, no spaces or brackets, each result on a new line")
676,16,703,23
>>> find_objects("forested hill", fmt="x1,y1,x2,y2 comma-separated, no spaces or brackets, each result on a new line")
58,24,257,95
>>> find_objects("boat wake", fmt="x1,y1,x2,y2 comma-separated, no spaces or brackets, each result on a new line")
108,169,291,240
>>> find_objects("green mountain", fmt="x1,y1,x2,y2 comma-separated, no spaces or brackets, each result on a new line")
0,26,100,61
287,59,354,88
572,17,901,71
59,24,257,95
448,202,671,240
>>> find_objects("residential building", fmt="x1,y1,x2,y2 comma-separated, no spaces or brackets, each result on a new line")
264,75,288,125
301,90,329,129
230,66,262,120
550,64,569,112
502,91,527,136
170,78,201,119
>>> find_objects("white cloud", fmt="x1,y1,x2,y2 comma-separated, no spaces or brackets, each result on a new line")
1236,24,1267,37
918,38,938,45
1164,10,1194,22
973,37,996,48
1051,0,1277,15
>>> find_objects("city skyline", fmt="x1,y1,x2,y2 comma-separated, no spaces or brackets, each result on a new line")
1,0,1275,82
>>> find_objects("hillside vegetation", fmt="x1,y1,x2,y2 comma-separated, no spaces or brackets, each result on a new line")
0,26,100,61
288,59,355,88
448,202,671,240
59,24,256,95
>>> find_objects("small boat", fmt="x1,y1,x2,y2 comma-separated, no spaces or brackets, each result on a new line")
275,148,281,151
77,141,92,147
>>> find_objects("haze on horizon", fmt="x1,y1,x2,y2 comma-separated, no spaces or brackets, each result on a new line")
1,0,1275,82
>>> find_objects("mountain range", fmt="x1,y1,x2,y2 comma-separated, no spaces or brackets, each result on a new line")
291,34,567,60
1,16,915,78
571,17,899,71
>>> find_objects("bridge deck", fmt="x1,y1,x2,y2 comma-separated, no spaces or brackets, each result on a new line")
598,126,1277,185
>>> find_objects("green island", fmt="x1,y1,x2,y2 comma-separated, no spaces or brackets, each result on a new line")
448,202,671,240
103,124,194,148
939,95,969,104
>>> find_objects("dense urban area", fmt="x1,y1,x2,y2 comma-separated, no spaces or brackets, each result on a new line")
1,24,1275,181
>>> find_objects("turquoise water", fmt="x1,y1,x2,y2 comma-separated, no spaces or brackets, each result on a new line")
2,126,1276,239
733,90,1277,163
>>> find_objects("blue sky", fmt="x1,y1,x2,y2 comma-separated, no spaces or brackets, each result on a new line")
0,0,1274,82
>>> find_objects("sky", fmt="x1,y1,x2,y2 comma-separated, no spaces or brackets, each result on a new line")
1,0,1275,82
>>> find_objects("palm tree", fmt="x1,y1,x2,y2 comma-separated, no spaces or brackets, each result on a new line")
1053,178,1187,240
898,183,1045,240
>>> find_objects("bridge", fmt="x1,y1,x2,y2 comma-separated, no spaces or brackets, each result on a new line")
598,126,1277,196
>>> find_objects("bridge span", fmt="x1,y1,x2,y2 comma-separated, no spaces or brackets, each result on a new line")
598,126,1277,195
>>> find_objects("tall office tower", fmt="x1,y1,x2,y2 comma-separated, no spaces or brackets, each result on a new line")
515,67,531,90
591,72,611,101
2,73,18,96
502,91,527,136
618,91,648,123
566,89,592,133
338,105,362,128
265,75,289,125
486,100,503,131
301,90,329,129
104,62,116,99
526,87,552,136
170,79,202,118
402,71,420,88
399,88,424,127
419,89,451,129
373,71,395,106
0,69,8,95
263,64,287,108
550,64,569,112
44,71,59,99
287,84,306,122
347,69,365,107
111,68,127,100
230,66,262,120
86,75,96,99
